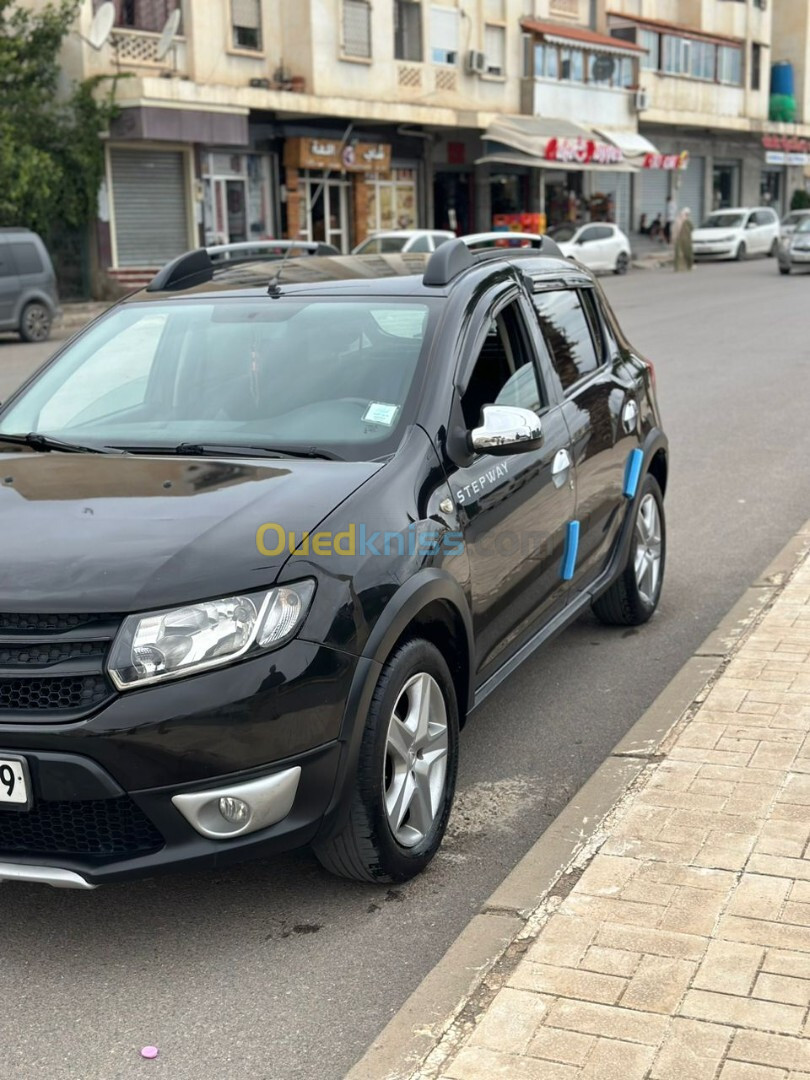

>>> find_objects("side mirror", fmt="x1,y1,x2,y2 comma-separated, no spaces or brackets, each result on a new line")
746,221,757,229
471,405,543,457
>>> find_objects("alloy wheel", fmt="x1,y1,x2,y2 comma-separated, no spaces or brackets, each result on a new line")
383,672,449,848
22,304,50,342
634,493,663,607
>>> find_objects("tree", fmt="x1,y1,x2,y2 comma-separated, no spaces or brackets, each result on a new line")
0,0,119,234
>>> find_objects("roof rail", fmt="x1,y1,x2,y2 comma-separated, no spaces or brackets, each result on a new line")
146,248,213,292
423,232,564,287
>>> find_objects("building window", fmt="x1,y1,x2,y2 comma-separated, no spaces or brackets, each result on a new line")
638,28,658,71
108,0,182,33
718,44,742,85
534,42,558,78
342,0,372,58
690,40,716,80
231,0,262,50
394,0,422,61
751,41,761,90
484,24,506,76
588,52,616,83
430,6,459,65
662,34,690,75
367,167,419,233
618,56,634,87
560,47,584,82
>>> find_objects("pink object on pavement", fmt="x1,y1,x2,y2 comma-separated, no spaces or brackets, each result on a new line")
140,1047,159,1060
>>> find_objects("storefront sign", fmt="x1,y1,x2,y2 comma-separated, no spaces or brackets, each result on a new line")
544,137,624,166
642,151,689,171
765,149,809,166
762,134,810,154
285,137,392,173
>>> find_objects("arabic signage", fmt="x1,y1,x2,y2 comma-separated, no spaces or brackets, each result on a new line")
284,137,392,173
762,134,810,154
642,150,690,171
544,137,624,166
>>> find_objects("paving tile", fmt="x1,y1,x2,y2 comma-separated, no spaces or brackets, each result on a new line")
729,1031,810,1072
560,893,665,929
719,1064,788,1080
693,939,764,996
650,1017,733,1080
596,922,708,961
718,913,810,951
525,915,597,968
579,946,641,978
579,1038,655,1080
747,854,810,883
753,971,810,1007
636,863,736,893
444,1046,578,1080
526,1027,595,1067
726,874,791,921
543,998,669,1045
660,885,727,935
679,988,805,1034
508,962,627,1005
755,821,810,859
621,954,696,1014
782,902,810,927
467,988,555,1054
764,948,810,978
572,855,641,898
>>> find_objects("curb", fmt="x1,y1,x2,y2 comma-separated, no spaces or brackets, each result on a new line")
346,518,810,1080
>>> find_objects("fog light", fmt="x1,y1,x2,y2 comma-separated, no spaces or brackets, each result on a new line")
218,796,250,824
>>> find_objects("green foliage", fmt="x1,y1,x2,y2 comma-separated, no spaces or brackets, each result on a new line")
790,189,810,211
0,0,119,234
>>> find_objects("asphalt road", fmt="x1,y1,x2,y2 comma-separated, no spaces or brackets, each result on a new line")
1,257,810,1080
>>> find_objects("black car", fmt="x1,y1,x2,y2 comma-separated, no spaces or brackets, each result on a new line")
0,237,667,888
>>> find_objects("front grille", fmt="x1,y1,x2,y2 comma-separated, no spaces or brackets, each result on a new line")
0,613,120,721
0,675,111,712
0,798,164,860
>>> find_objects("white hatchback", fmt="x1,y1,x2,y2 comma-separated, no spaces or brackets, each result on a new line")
692,207,780,261
352,229,456,255
549,223,632,274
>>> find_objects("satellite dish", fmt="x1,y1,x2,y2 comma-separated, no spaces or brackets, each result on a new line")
156,9,181,61
87,1,115,49
591,55,616,82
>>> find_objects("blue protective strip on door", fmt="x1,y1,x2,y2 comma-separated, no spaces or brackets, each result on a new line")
623,448,644,499
560,520,580,581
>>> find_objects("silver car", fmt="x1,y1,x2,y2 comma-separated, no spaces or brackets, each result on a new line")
0,229,60,342
778,216,810,275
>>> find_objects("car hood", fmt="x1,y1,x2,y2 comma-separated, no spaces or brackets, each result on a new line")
692,226,741,240
0,452,381,611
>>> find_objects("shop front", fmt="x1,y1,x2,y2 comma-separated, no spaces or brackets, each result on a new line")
283,137,398,252
761,135,810,215
201,151,276,247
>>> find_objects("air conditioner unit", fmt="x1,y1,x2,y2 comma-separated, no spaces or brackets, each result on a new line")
465,49,486,75
634,87,650,111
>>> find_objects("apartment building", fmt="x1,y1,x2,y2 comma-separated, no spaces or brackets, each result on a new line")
53,0,810,287
606,0,810,225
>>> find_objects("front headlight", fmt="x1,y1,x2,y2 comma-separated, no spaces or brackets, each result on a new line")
108,581,315,690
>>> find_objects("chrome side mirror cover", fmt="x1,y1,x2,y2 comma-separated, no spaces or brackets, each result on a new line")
470,405,544,457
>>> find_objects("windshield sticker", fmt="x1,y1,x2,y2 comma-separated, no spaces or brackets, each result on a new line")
363,402,400,426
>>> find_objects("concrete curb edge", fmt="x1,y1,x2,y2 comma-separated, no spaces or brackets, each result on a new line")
345,518,810,1080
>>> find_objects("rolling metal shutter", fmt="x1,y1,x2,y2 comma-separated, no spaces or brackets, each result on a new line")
110,148,189,267
637,168,671,230
591,171,632,235
676,155,705,225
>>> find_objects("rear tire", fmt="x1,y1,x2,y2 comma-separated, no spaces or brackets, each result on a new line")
592,474,665,627
19,302,51,343
313,638,459,883
614,251,629,275
779,265,791,276
769,238,779,257
735,242,746,262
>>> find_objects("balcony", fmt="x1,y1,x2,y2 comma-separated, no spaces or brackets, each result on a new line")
548,0,585,20
642,74,748,124
522,78,637,129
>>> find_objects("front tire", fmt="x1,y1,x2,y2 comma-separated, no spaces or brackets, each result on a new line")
735,242,746,262
314,638,459,883
769,238,779,257
19,301,52,343
780,264,791,276
614,251,629,275
592,474,665,626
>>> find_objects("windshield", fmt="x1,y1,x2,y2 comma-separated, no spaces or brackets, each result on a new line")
0,298,437,462
796,218,810,234
548,225,577,243
782,213,809,228
354,236,408,254
700,213,744,229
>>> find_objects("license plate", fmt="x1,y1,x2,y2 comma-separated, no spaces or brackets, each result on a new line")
0,757,31,810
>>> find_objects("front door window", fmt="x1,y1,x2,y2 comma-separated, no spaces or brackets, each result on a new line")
203,153,274,246
298,173,350,252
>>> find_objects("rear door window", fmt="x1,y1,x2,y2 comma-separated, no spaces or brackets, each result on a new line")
0,242,15,278
9,242,43,276
532,290,601,393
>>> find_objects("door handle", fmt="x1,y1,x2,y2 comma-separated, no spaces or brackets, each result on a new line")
622,399,639,434
551,448,572,489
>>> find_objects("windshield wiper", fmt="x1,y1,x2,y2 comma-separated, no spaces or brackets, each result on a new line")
0,433,122,455
117,442,342,461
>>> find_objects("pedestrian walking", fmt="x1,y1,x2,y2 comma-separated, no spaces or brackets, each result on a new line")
673,207,694,271
664,195,677,242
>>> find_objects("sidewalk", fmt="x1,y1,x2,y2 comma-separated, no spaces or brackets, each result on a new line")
414,537,810,1080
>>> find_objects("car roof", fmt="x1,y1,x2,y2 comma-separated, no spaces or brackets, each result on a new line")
123,244,584,305
364,229,455,238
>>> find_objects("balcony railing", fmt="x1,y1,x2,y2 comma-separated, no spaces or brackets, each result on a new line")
108,27,187,70
548,0,582,19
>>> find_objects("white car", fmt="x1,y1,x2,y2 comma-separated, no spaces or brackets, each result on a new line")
549,223,632,274
352,229,455,255
692,207,780,261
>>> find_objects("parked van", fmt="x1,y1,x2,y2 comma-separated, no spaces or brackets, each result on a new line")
0,229,60,342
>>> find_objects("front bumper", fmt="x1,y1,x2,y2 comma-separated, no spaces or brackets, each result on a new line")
0,639,359,885
693,243,736,259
